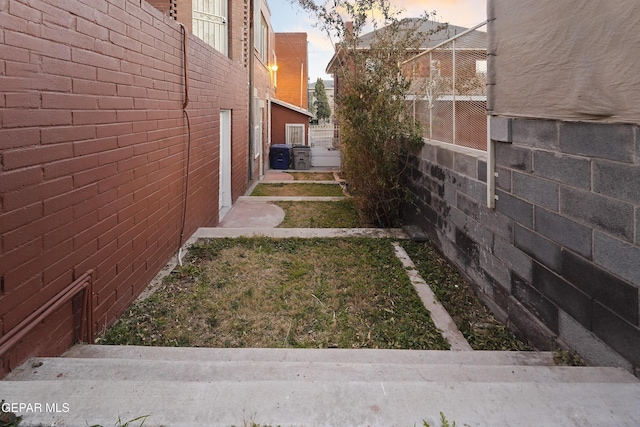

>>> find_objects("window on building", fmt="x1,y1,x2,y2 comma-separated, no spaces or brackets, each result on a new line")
285,124,305,146
193,0,228,56
256,14,268,63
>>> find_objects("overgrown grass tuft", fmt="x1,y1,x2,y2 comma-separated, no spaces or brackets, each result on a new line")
401,240,531,351
100,238,450,350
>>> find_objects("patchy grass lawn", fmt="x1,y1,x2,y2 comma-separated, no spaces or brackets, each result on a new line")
99,238,450,350
250,183,345,197
273,200,365,228
401,240,531,351
290,172,336,181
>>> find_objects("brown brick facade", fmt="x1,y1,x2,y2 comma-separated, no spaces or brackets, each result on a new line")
0,0,249,377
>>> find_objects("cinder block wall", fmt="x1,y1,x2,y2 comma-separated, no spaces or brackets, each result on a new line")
0,0,248,376
404,118,640,371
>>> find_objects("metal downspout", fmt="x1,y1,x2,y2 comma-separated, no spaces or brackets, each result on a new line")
178,23,192,266
248,0,255,181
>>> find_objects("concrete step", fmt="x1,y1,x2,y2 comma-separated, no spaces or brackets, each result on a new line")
3,346,639,426
193,227,408,239
3,378,640,426
10,356,634,384
62,345,558,366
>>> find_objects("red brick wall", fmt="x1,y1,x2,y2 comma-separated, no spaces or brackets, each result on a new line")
0,0,248,377
251,4,276,178
271,103,309,146
275,33,308,109
229,0,249,65
147,0,170,14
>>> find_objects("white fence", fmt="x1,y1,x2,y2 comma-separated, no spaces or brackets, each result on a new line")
309,125,340,167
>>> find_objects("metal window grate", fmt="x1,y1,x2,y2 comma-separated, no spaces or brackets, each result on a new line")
403,21,488,151
192,0,228,55
285,124,305,146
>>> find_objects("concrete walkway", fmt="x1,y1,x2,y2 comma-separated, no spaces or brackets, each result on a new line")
219,169,343,228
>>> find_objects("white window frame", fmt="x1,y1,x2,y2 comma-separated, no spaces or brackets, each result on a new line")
255,13,268,63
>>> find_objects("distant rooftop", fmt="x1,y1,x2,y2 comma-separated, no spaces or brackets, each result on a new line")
308,80,334,89
357,18,486,50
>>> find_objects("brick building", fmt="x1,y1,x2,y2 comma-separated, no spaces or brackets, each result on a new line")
274,33,308,109
0,0,251,376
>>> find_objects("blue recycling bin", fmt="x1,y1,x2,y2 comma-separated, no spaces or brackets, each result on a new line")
270,144,291,170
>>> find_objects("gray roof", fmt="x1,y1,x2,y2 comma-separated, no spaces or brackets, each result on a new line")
327,19,486,73
357,18,486,50
308,80,334,90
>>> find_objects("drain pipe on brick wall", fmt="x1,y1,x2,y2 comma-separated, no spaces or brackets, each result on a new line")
178,23,192,266
248,0,255,182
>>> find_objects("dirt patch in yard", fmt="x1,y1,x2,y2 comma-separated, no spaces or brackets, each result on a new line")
99,238,450,350
290,172,336,181
273,200,365,228
250,183,345,197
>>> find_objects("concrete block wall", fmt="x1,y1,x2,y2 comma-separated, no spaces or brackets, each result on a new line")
404,118,640,371
0,0,249,376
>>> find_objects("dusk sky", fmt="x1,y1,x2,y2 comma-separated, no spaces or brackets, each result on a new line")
268,0,487,81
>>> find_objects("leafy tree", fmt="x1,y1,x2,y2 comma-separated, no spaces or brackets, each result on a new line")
291,0,445,226
313,78,331,122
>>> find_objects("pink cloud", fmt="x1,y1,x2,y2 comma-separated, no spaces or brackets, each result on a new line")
393,0,486,28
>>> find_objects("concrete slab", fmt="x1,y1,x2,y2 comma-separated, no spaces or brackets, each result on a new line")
238,196,346,201
263,171,294,181
193,227,409,239
256,180,339,185
63,345,557,366
218,199,285,228
3,378,640,427
9,357,636,384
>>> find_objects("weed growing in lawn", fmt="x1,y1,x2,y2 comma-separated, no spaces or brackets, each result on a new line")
401,241,530,351
422,412,462,427
99,238,449,350
89,415,149,427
